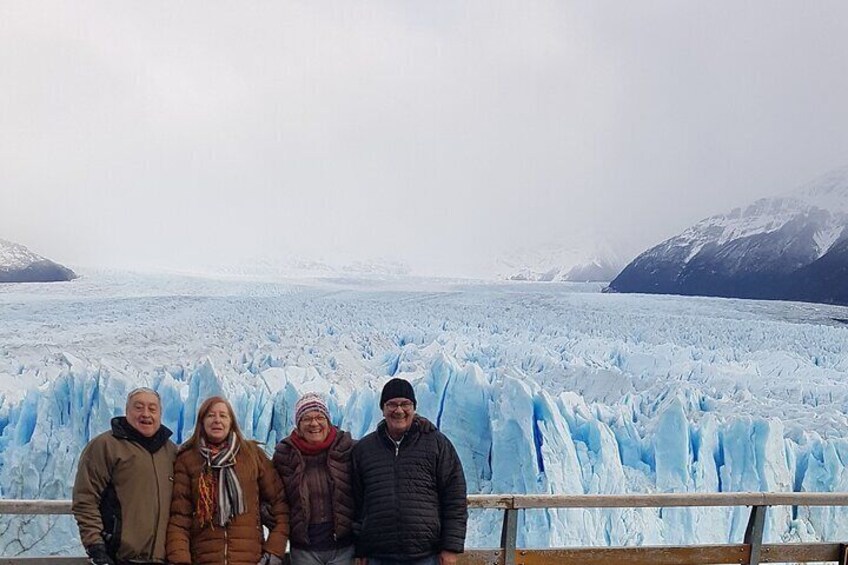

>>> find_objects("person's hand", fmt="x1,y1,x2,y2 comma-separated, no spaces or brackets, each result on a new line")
85,543,115,565
439,550,458,565
257,552,284,565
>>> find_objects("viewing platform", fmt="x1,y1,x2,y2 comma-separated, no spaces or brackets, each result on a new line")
2,492,847,564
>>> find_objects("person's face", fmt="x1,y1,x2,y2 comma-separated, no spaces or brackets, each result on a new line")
297,410,330,444
125,391,162,438
203,402,232,444
382,397,415,439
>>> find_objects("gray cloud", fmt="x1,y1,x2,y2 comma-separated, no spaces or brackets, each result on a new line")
2,1,847,277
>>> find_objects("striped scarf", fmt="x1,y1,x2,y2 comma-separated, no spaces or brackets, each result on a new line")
198,433,246,528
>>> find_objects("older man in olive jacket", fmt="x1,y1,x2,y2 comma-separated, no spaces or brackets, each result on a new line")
72,387,177,565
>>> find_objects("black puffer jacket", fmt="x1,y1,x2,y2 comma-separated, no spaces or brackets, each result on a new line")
351,416,467,560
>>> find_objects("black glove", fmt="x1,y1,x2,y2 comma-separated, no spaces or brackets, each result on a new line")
259,501,277,529
86,543,116,565
257,552,284,565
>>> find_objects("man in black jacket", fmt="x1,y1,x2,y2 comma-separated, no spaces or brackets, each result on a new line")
351,378,467,565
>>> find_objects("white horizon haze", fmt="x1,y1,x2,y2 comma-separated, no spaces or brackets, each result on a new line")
2,2,848,278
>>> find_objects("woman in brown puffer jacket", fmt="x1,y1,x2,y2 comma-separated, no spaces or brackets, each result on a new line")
273,393,355,565
167,395,289,565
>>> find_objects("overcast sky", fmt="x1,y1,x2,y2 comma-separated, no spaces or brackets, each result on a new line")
2,1,848,277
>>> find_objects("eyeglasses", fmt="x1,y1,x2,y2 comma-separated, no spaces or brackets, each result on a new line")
301,415,328,425
385,401,414,411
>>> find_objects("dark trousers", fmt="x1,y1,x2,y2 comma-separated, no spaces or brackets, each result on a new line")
366,555,439,565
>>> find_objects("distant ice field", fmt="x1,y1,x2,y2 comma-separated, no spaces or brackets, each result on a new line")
1,271,847,553
2,271,846,431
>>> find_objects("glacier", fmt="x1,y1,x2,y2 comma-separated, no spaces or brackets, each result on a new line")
1,271,847,556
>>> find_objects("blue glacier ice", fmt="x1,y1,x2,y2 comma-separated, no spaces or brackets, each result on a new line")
0,272,847,556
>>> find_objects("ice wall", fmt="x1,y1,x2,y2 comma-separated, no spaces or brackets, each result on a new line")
2,276,847,556
1,352,845,556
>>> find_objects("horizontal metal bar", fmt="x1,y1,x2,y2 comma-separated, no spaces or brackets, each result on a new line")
0,557,91,565
3,492,848,514
0,500,73,515
469,492,848,509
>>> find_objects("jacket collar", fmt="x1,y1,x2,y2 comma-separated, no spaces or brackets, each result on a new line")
377,415,436,447
111,416,173,454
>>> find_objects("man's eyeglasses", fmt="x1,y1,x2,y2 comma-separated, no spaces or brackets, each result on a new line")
385,401,414,411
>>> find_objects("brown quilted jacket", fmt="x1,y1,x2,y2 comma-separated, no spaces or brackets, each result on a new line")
272,428,355,548
166,441,289,565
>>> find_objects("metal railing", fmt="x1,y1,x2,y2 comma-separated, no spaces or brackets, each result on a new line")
1,492,847,565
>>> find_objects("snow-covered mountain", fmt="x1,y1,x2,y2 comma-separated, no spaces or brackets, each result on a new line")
0,239,76,283
608,166,848,305
499,237,630,282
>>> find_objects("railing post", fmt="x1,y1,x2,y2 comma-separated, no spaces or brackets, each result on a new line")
743,505,766,565
500,508,518,565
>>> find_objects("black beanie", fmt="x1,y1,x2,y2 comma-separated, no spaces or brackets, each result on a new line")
380,378,416,408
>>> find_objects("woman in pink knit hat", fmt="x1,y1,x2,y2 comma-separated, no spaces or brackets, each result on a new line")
273,393,355,565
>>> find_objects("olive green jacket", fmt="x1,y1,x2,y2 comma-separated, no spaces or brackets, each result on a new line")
72,417,177,563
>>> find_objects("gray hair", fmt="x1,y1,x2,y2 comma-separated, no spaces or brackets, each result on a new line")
126,386,161,409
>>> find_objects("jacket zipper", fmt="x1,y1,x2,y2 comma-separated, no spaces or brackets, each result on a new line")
327,460,338,542
149,451,160,561
392,433,403,550
224,527,229,564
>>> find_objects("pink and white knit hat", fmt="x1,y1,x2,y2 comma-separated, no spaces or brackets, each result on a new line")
294,392,331,425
